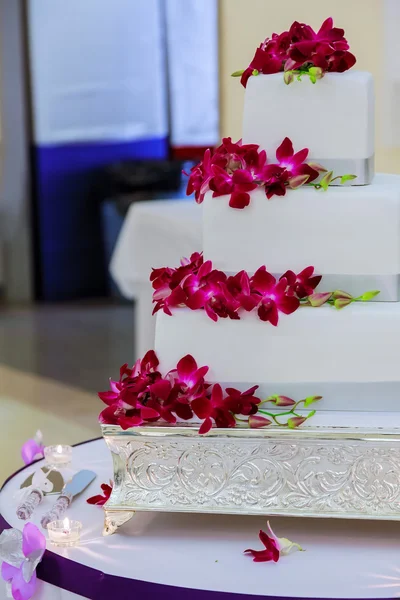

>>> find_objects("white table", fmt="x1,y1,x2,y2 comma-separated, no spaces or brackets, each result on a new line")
1,438,400,599
110,199,202,358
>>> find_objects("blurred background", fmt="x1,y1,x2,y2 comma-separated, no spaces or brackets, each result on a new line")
1,0,399,481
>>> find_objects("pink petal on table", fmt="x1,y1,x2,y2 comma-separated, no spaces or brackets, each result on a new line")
22,523,45,559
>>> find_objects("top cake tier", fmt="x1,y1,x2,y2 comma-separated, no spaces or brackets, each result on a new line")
242,71,374,185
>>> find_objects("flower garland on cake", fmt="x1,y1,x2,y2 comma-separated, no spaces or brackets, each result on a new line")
186,136,355,208
98,350,321,434
232,17,356,87
151,252,380,327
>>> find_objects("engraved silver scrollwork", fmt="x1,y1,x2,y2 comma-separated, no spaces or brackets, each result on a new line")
103,430,400,519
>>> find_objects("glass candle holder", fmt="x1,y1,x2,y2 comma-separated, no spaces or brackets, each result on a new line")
44,445,72,468
47,518,82,547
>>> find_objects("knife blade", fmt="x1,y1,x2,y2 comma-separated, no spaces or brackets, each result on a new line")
41,470,96,528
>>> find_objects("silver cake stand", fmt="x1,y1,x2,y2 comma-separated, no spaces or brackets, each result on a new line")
101,423,400,535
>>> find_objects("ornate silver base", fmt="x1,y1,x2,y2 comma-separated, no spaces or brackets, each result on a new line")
103,509,135,536
101,423,400,532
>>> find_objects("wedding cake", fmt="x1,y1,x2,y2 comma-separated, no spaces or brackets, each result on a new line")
101,16,400,433
153,18,400,430
100,19,400,529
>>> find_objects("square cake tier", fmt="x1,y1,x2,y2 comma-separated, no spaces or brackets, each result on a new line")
202,174,400,301
155,306,400,423
242,71,374,184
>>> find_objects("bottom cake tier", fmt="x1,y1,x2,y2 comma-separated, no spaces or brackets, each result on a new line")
154,305,400,423
102,423,400,533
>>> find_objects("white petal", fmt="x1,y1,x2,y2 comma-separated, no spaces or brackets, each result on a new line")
0,529,24,567
278,537,304,555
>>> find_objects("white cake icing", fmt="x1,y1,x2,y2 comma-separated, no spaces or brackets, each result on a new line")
155,306,400,416
242,71,374,183
155,305,400,384
202,174,400,300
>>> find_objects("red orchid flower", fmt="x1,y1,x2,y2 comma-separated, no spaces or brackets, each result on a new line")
224,386,261,415
245,521,303,562
172,354,209,401
239,17,356,88
191,384,236,434
244,529,280,563
148,377,194,423
210,165,258,209
261,164,290,199
275,137,318,182
240,36,287,87
87,481,113,506
287,18,356,72
226,271,260,312
251,267,300,326
259,138,318,199
204,280,241,321
281,266,322,298
99,400,160,430
186,148,214,203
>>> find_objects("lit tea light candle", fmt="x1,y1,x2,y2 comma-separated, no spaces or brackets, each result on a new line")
47,518,82,547
44,445,72,467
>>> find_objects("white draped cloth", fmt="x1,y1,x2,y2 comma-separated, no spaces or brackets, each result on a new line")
110,199,202,357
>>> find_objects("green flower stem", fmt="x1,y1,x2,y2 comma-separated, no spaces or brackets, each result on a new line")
257,398,310,425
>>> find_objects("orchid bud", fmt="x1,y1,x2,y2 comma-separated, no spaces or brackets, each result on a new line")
332,290,353,300
304,395,322,407
284,70,294,85
361,290,380,301
334,297,353,309
307,162,328,173
308,292,332,307
249,415,272,428
288,174,309,189
340,174,357,184
287,416,307,429
320,170,333,191
231,70,245,77
273,395,296,407
309,66,323,80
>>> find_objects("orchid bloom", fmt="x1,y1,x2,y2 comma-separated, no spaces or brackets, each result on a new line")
191,383,236,434
287,17,356,73
245,521,303,563
0,524,46,600
236,17,356,88
98,350,324,433
251,267,299,326
282,266,322,298
87,481,113,506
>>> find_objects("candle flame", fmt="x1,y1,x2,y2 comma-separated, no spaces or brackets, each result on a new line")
63,517,70,529
56,445,63,453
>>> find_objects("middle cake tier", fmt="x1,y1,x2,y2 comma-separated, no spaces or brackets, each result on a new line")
155,304,400,417
203,173,400,301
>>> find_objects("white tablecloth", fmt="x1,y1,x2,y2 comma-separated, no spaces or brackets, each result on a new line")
1,438,400,599
110,199,202,358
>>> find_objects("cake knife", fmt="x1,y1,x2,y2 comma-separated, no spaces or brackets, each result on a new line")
41,470,96,528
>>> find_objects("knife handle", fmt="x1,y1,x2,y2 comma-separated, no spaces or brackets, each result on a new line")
41,493,72,529
17,489,44,520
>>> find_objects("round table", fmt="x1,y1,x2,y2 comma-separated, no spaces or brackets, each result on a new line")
1,438,400,600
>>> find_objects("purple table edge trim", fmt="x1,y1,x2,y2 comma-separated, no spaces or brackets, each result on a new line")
0,438,391,600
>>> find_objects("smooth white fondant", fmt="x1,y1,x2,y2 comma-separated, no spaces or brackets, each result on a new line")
202,175,400,296
242,71,374,172
155,305,400,413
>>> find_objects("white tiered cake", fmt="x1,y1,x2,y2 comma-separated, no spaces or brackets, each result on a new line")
101,18,400,529
155,67,400,429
